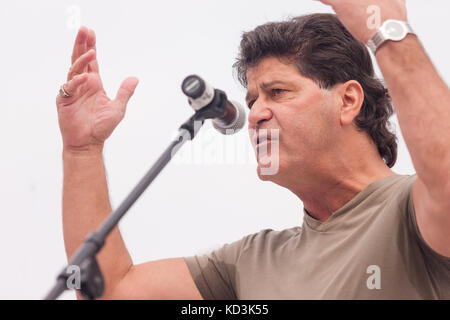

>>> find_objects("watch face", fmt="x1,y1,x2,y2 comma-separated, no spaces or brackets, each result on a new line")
384,20,407,41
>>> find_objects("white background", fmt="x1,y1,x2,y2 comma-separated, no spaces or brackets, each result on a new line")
0,0,448,299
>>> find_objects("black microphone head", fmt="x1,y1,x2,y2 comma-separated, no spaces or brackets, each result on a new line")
182,75,215,111
181,75,205,99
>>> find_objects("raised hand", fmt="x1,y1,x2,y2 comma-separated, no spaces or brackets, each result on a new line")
318,0,407,44
56,26,139,153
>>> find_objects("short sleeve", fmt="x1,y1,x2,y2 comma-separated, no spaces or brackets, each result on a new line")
183,230,269,300
405,175,450,298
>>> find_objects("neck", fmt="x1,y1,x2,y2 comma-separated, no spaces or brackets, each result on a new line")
299,166,394,222
281,147,394,222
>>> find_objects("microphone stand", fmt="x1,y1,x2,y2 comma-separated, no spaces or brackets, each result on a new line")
44,89,231,300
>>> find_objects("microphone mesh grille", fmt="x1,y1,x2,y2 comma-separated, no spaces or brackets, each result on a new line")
212,101,246,135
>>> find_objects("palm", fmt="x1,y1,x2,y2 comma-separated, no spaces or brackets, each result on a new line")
56,27,138,151
58,73,121,148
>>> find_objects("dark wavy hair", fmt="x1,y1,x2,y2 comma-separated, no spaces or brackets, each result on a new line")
233,13,398,168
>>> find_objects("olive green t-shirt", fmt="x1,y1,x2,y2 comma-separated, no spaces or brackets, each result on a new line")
184,174,450,299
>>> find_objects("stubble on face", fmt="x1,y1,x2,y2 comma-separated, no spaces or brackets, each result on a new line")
246,56,339,185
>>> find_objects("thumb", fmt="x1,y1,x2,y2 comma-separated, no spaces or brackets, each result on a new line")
114,77,139,109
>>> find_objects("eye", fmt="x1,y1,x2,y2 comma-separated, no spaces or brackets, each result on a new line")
247,100,255,109
271,88,285,96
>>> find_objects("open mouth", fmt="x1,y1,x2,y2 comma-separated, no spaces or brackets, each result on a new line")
257,136,269,145
253,132,278,146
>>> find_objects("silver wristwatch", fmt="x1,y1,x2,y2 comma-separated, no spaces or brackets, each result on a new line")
367,20,414,54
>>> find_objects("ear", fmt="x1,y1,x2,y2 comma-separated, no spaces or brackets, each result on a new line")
336,80,364,127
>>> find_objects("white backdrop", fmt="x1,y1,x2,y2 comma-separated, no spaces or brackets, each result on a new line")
0,0,448,299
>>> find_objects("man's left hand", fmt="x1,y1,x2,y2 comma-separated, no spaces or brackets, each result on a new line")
317,0,407,44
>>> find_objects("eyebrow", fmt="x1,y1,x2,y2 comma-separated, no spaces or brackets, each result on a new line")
245,80,290,103
261,80,289,89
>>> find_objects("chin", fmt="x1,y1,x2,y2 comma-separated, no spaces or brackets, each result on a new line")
256,162,281,181
257,168,272,181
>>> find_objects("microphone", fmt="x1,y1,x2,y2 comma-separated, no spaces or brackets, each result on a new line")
181,75,246,135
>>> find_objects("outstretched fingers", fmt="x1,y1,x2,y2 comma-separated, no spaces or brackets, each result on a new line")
71,26,88,65
67,49,96,81
86,29,100,73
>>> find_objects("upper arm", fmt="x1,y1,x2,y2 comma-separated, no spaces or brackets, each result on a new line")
105,257,203,300
412,177,450,258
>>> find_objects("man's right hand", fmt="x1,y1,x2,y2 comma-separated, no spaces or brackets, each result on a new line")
56,26,139,153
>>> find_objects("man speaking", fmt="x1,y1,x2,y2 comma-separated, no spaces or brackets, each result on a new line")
56,0,450,299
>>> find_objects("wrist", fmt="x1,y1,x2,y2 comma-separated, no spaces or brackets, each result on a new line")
63,144,104,158
375,33,420,60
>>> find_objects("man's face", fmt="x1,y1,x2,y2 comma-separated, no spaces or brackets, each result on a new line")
246,56,340,184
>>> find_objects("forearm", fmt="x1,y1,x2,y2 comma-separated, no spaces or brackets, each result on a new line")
376,35,450,189
62,148,133,297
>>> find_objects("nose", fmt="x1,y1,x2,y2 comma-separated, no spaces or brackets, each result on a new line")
248,99,273,129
